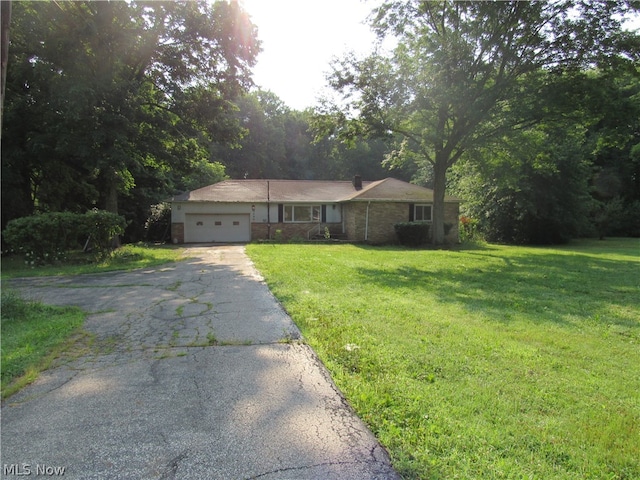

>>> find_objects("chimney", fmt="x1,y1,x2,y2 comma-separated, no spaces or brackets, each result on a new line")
353,175,362,190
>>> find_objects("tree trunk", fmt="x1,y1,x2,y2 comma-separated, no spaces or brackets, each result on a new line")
1,0,12,131
103,181,118,214
102,178,121,247
431,156,448,245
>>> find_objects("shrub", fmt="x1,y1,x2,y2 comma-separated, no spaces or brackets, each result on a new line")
459,216,480,242
3,210,126,264
3,212,78,264
81,209,126,254
144,203,171,243
394,222,430,246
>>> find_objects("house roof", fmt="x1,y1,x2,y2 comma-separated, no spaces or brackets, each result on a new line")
171,178,461,203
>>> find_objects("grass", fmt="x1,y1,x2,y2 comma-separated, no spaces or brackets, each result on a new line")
1,243,186,398
246,238,640,480
1,243,186,279
1,291,86,398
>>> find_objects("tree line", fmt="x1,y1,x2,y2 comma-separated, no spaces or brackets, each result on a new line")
2,1,639,245
321,0,640,244
1,1,395,243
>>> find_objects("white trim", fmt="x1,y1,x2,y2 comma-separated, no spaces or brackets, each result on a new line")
283,204,321,223
414,204,433,222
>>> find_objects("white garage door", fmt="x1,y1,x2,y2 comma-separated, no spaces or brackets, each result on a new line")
184,214,251,243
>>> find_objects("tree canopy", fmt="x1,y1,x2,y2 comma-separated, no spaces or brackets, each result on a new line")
2,0,258,234
323,0,640,244
3,0,639,246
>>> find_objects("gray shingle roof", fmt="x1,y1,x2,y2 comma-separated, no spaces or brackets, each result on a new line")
171,178,461,203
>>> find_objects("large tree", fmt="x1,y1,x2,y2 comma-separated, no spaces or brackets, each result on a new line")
2,1,258,230
324,0,639,244
450,65,640,243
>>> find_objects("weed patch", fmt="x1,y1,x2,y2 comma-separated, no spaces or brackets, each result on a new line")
1,291,86,398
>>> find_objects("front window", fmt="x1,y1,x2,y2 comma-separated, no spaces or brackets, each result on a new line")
414,204,432,222
284,205,321,222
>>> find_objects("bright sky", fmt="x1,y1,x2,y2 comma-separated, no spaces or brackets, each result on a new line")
241,0,378,111
241,1,640,111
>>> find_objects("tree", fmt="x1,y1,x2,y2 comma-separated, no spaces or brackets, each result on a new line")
214,90,289,179
451,121,594,244
214,89,396,181
585,68,640,237
1,0,11,127
325,0,639,244
2,1,258,234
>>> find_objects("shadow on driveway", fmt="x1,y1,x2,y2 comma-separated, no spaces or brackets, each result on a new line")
2,246,399,479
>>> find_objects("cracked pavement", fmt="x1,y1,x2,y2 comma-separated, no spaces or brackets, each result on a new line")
1,245,400,479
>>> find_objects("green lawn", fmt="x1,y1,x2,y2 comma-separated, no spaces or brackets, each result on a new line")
1,243,186,279
1,243,186,397
247,238,640,480
1,291,86,398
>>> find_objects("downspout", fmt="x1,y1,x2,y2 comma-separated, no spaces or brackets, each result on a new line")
267,181,271,240
364,201,371,242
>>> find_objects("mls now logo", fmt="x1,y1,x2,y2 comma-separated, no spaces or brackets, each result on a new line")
3,464,66,476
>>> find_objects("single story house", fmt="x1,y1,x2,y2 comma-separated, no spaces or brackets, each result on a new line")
170,176,461,244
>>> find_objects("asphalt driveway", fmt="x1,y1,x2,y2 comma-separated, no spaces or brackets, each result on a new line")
2,245,400,479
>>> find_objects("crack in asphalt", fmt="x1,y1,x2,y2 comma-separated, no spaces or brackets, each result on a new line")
3,246,399,479
159,451,189,480
245,459,396,480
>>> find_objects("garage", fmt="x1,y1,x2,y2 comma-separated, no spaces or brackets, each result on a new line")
184,214,251,243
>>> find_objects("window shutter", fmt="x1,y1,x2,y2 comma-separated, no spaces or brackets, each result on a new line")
409,203,415,221
321,205,327,223
278,204,283,223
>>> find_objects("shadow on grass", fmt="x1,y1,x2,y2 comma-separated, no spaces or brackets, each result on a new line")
355,245,639,331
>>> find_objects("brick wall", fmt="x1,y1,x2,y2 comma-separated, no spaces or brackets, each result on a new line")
252,222,342,241
344,202,408,243
174,202,459,244
171,223,184,244
345,201,460,244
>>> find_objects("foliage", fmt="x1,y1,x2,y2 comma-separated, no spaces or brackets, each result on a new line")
144,202,172,243
1,290,85,398
3,212,78,263
449,66,640,244
622,200,640,237
584,68,640,238
247,241,640,479
323,0,639,244
451,123,594,244
2,1,258,235
3,210,126,264
458,216,481,243
214,90,397,181
393,222,430,247
592,197,626,239
82,209,128,254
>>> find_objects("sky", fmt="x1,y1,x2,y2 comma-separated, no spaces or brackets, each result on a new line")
241,1,640,112
241,0,379,111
